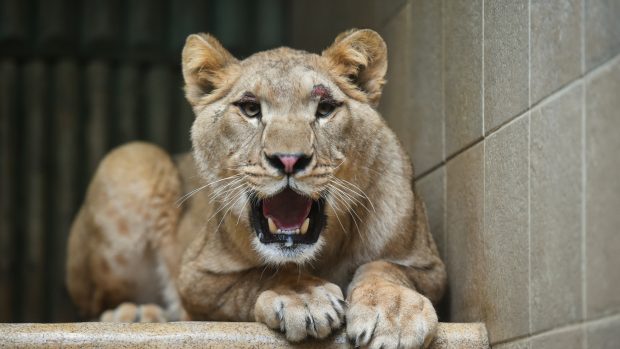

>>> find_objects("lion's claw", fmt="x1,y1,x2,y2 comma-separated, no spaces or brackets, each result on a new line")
255,282,345,341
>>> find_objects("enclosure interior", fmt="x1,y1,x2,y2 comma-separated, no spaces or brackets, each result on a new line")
1,0,620,348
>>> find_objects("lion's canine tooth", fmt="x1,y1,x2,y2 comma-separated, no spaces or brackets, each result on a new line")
301,218,310,235
267,218,277,234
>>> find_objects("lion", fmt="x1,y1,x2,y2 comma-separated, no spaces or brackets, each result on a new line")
65,29,447,349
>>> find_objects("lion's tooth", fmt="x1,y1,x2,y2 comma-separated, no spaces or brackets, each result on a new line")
267,218,277,234
285,236,293,247
301,218,310,235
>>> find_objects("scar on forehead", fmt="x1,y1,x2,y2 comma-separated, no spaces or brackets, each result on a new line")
311,84,332,99
237,91,257,102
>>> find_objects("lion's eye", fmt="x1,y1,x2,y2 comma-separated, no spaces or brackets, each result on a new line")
239,102,261,118
316,101,336,118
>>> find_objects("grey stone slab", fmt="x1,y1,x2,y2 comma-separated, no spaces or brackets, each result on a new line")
586,315,620,349
493,339,530,349
585,57,620,319
530,83,583,332
530,0,582,104
484,115,530,342
585,0,620,70
530,326,584,349
484,0,529,132
0,322,490,349
409,0,444,174
373,0,408,27
379,2,412,146
447,143,487,325
444,0,483,156
416,167,446,261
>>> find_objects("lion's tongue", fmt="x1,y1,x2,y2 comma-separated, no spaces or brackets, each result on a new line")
262,188,312,230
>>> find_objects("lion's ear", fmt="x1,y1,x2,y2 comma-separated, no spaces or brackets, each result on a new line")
182,33,238,105
322,29,388,107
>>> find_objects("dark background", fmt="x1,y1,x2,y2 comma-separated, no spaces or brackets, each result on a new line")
0,0,291,322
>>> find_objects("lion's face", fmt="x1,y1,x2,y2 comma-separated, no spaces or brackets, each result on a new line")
182,30,387,264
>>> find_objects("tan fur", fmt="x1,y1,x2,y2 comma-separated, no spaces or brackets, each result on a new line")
66,29,446,348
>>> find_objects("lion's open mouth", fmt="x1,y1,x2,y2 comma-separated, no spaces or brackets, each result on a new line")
250,187,326,246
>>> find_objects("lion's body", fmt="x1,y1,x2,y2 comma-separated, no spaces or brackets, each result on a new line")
66,30,446,348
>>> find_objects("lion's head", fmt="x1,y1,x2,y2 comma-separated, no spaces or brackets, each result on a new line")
182,29,394,264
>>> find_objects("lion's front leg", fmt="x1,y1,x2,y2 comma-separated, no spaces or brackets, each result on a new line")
178,263,346,341
346,261,439,349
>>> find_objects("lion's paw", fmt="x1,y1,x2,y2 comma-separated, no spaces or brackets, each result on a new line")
100,302,167,323
255,282,346,342
346,284,437,349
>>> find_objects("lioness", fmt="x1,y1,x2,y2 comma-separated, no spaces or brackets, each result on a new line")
66,29,446,348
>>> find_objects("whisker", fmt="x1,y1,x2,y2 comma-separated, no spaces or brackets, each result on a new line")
236,194,251,226
176,183,209,207
332,158,346,171
332,176,376,213
328,179,372,214
214,187,248,233
207,175,246,196
329,186,366,246
259,265,269,281
176,173,244,207
324,191,348,236
205,184,247,224
329,177,372,211
207,176,247,203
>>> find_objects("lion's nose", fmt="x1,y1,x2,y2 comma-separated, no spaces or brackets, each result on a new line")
265,153,312,174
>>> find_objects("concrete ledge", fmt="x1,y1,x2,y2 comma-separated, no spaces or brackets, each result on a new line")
0,322,488,348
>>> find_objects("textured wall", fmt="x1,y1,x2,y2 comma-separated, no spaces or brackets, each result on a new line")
292,0,620,347
0,0,287,322
381,0,620,347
